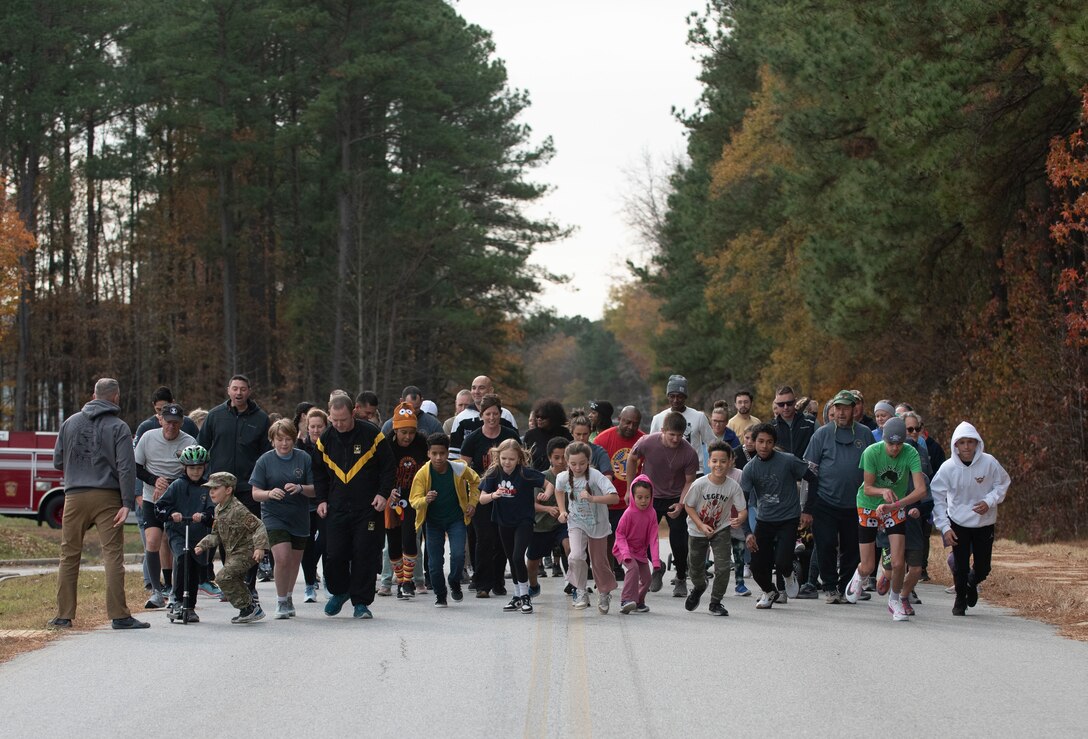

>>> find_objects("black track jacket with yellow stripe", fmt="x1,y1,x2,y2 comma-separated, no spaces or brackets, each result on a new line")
313,420,395,517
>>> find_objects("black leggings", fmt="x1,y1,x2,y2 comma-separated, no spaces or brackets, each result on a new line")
302,509,325,586
652,498,688,579
472,503,507,591
751,518,799,594
498,521,533,585
385,507,420,561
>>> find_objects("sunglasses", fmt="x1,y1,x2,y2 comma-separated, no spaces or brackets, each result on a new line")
906,426,922,433
775,401,794,407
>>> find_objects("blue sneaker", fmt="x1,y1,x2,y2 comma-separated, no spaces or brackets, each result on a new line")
735,583,751,597
528,584,541,597
324,593,348,616
353,604,373,619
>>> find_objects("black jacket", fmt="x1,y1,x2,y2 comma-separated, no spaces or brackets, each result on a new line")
197,399,271,493
772,414,816,459
313,420,395,518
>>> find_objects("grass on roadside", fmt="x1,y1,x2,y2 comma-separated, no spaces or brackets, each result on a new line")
0,571,149,663
0,516,145,561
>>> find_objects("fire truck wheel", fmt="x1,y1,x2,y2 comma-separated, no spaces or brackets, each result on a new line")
41,496,64,529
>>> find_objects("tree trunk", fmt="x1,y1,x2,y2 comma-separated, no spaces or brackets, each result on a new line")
332,113,352,388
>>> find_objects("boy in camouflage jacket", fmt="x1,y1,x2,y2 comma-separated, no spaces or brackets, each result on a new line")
195,472,270,624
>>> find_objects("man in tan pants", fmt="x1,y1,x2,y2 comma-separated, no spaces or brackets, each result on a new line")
50,377,149,630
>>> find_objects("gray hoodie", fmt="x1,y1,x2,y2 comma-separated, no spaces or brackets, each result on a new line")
54,399,138,509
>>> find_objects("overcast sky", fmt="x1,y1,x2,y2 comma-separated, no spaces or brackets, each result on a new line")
453,0,706,320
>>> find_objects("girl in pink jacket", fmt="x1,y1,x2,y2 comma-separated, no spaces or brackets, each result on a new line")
612,474,661,613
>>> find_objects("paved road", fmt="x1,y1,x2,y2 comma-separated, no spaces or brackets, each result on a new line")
2,548,1086,738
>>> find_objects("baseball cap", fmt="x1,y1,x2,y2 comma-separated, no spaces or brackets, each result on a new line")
831,390,856,406
203,471,237,489
883,417,907,444
160,403,184,421
420,400,438,416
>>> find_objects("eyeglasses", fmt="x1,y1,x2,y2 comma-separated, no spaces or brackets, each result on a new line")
906,426,922,433
775,401,794,407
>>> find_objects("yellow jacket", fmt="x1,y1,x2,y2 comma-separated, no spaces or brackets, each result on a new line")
409,459,481,530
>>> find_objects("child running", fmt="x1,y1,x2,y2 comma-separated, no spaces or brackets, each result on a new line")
194,472,270,624
479,438,551,613
528,437,571,597
931,421,1011,616
556,441,619,613
683,441,749,616
612,475,659,613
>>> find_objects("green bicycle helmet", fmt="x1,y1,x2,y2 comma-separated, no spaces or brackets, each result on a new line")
179,445,209,466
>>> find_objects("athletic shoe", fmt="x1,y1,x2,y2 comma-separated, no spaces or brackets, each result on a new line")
634,603,650,614
275,602,291,619
876,570,890,596
649,567,664,593
672,579,688,598
909,590,921,604
844,571,862,604
966,575,979,608
112,616,151,629
528,584,541,597
620,600,636,614
475,589,490,599
304,585,317,603
743,565,753,579
564,582,576,596
198,582,222,597
796,583,818,599
891,598,908,622
573,591,590,610
144,590,166,609
735,583,751,597
863,575,875,592
47,617,73,629
945,585,957,594
403,581,417,598
784,573,800,599
286,597,295,617
538,569,548,578
952,598,967,616
503,596,523,612
416,582,428,595
521,596,534,614
825,590,843,604
901,599,915,617
597,592,612,614
777,592,788,605
685,586,706,612
435,595,448,608
183,611,200,623
232,605,265,624
492,585,507,596
450,583,464,602
708,600,728,616
756,590,779,609
353,604,373,619
377,585,392,597
857,589,871,601
324,594,349,616
396,584,408,600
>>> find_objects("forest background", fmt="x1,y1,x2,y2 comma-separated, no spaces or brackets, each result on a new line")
1,1,1086,540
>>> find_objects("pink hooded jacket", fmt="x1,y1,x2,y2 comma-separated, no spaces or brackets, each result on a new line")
611,474,660,568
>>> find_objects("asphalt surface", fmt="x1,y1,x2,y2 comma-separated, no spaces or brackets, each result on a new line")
2,543,1086,738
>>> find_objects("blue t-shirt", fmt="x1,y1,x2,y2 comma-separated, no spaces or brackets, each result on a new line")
250,448,314,537
482,466,546,527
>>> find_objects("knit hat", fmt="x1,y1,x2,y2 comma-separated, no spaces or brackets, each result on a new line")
392,402,418,430
882,417,907,444
666,375,688,396
874,400,896,417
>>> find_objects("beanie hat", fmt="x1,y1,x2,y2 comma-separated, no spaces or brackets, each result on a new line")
882,417,907,444
392,402,418,430
666,374,688,396
874,401,896,417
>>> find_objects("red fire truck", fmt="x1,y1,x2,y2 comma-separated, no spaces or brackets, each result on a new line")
0,430,66,528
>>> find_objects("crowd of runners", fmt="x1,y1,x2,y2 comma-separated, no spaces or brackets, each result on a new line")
47,372,1010,628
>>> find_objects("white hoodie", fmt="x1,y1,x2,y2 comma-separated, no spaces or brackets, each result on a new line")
931,422,1011,533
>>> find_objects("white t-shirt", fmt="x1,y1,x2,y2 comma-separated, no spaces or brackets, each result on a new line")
557,467,616,538
683,473,746,539
650,406,715,459
134,429,196,502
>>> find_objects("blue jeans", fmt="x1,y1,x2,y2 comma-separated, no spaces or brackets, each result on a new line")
425,518,466,599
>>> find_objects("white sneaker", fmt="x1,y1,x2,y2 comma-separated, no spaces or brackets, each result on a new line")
597,592,611,615
743,565,753,579
286,596,296,617
756,590,778,609
784,573,800,598
274,601,291,619
573,590,589,610
844,570,862,604
891,598,908,622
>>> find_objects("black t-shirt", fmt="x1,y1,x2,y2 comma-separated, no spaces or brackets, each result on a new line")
482,466,546,527
389,435,429,495
522,426,573,471
460,426,521,474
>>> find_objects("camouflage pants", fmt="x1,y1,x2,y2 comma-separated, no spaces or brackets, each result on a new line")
218,554,254,609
